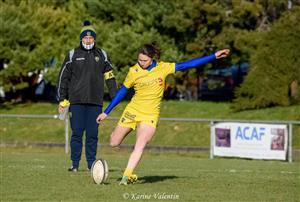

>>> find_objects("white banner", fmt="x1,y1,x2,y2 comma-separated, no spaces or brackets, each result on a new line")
212,122,288,160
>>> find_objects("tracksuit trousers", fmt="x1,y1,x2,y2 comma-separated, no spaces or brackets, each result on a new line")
69,104,102,169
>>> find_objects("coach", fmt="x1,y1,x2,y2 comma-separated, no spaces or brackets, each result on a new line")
57,20,117,172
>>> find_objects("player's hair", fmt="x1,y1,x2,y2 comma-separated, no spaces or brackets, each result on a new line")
138,42,161,59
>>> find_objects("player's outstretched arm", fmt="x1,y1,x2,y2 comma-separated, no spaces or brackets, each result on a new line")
175,49,230,72
96,85,128,123
215,49,230,59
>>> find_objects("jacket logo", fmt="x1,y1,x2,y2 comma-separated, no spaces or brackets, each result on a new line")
95,56,100,62
76,58,85,61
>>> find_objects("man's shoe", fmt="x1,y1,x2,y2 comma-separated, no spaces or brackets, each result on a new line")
68,166,78,172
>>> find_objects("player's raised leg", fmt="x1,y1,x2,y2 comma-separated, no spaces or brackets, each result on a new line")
120,124,156,185
110,125,132,147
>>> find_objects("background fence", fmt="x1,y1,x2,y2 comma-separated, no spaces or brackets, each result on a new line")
1,113,299,162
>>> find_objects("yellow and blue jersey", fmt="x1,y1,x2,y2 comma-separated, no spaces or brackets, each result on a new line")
103,53,216,128
123,61,175,116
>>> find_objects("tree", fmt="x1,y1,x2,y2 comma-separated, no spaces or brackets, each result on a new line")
1,0,299,106
0,1,78,100
232,7,300,110
0,1,84,100
84,0,184,84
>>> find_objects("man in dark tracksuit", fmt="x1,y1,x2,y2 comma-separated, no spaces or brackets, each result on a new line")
57,20,117,171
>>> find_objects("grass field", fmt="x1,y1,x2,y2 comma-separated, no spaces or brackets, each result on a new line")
1,101,300,148
1,147,299,202
1,101,300,201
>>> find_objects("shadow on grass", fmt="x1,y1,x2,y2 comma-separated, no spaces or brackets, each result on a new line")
138,175,179,184
115,175,179,184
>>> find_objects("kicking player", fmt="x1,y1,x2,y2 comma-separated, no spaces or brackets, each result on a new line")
96,43,230,185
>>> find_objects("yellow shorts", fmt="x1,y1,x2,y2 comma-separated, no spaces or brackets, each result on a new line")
118,107,158,130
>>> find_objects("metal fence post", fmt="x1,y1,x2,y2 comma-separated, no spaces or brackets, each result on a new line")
288,123,293,163
65,116,69,154
210,121,214,159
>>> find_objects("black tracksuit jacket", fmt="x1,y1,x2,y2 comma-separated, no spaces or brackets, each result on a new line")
57,45,117,106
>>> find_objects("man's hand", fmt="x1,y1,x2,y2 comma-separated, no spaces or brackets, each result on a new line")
215,49,230,59
58,105,65,114
58,99,70,114
96,113,108,124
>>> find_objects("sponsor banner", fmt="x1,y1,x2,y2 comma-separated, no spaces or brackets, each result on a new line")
212,122,288,160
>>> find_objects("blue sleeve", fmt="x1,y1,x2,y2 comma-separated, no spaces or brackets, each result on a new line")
175,54,216,72
104,85,128,115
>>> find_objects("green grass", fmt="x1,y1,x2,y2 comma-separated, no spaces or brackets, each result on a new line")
1,101,300,119
1,147,299,202
1,102,299,201
1,101,300,148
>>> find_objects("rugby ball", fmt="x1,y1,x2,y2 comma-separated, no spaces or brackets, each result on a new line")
91,159,109,184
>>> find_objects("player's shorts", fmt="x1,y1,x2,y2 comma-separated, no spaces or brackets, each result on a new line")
117,106,158,130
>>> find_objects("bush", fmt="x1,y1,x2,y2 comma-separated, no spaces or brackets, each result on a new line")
232,7,300,110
